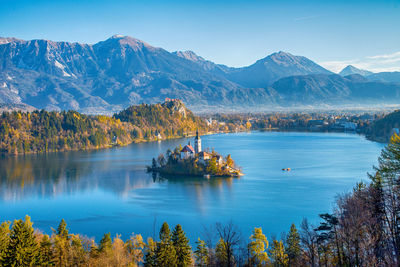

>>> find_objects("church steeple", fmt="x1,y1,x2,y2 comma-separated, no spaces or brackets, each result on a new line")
195,131,201,154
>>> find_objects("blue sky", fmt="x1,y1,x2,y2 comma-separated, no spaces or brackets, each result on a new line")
1,0,399,72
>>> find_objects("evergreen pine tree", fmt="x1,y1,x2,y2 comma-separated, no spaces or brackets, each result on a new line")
99,232,112,254
371,133,400,263
144,237,157,267
2,216,39,267
57,219,69,239
70,234,86,266
285,224,301,266
194,238,209,267
0,221,11,263
172,224,192,267
38,234,53,266
53,219,70,267
156,222,177,267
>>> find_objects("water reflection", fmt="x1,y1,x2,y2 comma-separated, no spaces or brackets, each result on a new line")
0,150,155,201
0,132,384,241
0,147,236,203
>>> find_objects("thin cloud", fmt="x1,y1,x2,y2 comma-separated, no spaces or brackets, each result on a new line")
320,51,400,73
293,15,320,22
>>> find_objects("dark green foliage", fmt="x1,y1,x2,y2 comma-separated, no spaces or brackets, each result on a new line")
194,238,209,267
99,232,112,253
2,216,39,267
144,237,157,267
0,221,11,263
156,222,177,267
38,235,53,266
369,134,400,263
285,223,300,265
172,224,192,267
57,219,69,239
366,110,400,142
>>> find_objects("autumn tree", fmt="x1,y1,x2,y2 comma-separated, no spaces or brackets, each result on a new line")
126,233,146,265
248,227,269,266
215,221,242,267
300,219,317,267
225,154,234,168
269,239,288,267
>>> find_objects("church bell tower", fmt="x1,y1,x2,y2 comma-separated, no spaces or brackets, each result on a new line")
195,131,201,154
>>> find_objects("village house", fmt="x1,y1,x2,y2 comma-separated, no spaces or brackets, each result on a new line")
180,142,195,159
198,151,211,164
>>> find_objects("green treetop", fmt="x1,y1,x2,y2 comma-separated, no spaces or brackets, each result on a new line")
194,238,209,266
2,215,39,267
172,224,192,267
156,222,177,267
99,232,112,254
286,223,301,266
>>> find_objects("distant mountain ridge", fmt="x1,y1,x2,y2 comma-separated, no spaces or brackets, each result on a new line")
0,35,399,113
339,65,373,76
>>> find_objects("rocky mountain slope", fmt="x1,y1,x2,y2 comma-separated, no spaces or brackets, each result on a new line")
0,35,399,113
339,65,373,76
269,74,400,106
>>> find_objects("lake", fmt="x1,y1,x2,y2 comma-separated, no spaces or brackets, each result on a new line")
0,131,384,242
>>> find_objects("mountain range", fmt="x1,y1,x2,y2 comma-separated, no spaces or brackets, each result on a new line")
0,35,399,113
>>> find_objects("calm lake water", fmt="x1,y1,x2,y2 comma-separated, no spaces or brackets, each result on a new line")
0,131,384,242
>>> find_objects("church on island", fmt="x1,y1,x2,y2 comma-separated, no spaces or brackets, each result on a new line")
148,130,242,177
179,131,223,165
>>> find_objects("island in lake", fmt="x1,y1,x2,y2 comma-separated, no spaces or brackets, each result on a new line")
148,131,243,177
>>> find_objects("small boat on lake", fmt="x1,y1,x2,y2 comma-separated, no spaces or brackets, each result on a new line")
282,168,291,171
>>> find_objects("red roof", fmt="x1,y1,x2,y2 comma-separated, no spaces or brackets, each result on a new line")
181,145,194,153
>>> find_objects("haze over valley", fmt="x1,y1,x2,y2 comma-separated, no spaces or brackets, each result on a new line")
1,35,399,114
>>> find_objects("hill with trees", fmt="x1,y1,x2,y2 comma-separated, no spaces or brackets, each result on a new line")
0,99,208,154
366,109,400,142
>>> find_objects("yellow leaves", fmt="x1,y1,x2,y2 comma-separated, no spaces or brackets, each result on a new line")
269,239,289,266
127,234,145,264
246,121,252,129
248,227,269,265
390,132,400,144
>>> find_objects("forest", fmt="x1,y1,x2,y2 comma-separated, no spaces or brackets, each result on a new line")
0,100,208,154
365,109,400,142
2,134,400,266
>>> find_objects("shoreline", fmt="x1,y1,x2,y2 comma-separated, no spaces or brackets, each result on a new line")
1,128,386,156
